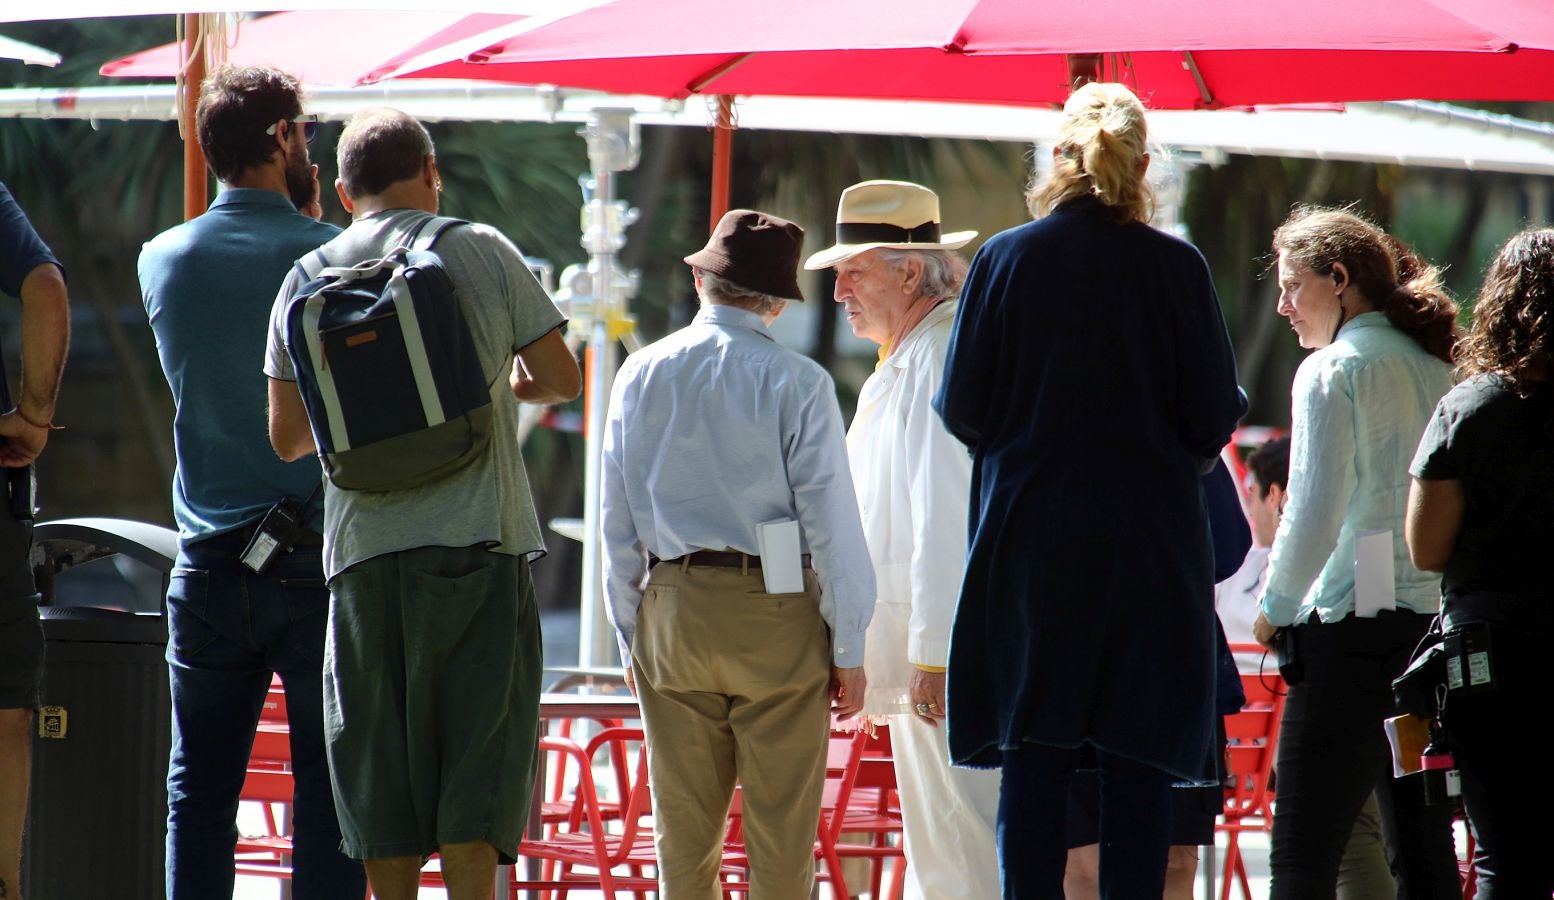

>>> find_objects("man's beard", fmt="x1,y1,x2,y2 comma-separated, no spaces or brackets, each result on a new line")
286,150,315,211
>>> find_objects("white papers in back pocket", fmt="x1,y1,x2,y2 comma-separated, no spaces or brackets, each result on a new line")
755,518,804,594
1354,528,1397,618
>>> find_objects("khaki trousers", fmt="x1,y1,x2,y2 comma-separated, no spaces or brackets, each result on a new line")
632,561,832,900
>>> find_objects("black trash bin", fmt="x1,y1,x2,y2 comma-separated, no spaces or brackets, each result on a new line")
25,517,176,900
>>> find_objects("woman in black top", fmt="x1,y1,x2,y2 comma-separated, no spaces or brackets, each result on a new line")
1406,227,1554,900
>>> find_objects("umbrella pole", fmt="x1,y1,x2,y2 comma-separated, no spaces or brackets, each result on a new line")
181,14,207,221
709,94,734,231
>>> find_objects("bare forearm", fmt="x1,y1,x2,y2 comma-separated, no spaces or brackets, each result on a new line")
267,378,317,461
511,329,582,405
18,264,69,422
510,375,576,405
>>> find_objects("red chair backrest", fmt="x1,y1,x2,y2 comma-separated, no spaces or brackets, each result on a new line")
1224,671,1286,821
586,727,652,851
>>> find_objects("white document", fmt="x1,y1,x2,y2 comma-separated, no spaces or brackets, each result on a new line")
1354,528,1397,618
755,518,804,594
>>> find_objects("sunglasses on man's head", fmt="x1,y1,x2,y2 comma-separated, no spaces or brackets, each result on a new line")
266,114,319,145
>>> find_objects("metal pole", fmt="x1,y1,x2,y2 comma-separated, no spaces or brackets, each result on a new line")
576,110,639,669
578,169,617,669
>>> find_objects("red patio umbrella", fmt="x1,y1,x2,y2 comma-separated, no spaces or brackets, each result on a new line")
99,10,527,217
365,0,1554,109
99,9,526,86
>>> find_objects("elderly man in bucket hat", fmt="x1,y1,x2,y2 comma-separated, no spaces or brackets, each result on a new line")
601,209,875,899
806,180,1002,900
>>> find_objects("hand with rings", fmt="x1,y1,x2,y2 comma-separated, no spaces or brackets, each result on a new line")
909,668,948,728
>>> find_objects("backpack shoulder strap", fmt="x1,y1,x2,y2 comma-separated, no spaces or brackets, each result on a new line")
408,216,469,253
293,247,332,285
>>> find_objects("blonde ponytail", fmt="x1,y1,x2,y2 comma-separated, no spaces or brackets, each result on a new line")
1027,82,1154,224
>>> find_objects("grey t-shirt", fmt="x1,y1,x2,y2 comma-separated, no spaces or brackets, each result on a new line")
264,208,566,579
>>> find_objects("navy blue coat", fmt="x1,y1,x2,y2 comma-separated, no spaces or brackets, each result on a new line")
934,196,1246,782
1205,460,1251,717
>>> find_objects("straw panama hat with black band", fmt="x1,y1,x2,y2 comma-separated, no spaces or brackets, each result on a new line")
803,180,977,270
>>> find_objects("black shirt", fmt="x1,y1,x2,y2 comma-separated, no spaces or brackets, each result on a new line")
1411,374,1554,618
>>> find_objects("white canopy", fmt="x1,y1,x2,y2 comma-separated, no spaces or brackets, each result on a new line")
0,33,62,65
4,81,1554,176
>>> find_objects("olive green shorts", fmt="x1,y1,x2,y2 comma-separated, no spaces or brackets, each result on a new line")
324,545,542,862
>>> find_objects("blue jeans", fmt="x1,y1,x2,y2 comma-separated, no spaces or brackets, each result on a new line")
165,530,364,900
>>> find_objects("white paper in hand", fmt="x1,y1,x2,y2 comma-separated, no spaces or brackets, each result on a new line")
1354,528,1397,618
755,518,804,594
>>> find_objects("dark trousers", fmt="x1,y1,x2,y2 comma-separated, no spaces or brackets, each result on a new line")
1447,627,1554,900
165,531,365,900
1269,612,1459,900
998,742,1174,899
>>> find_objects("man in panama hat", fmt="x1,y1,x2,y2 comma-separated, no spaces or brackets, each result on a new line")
602,208,875,899
807,180,1001,900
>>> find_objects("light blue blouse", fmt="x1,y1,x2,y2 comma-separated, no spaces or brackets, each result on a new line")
1260,312,1453,626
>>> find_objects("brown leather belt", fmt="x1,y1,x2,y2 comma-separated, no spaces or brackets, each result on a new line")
652,550,813,571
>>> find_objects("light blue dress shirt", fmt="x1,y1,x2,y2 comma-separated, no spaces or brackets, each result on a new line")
601,303,876,667
1260,312,1453,626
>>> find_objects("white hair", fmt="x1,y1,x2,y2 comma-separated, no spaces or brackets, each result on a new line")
697,269,788,318
872,248,969,302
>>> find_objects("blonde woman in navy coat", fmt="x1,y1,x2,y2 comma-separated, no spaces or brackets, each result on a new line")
934,82,1245,898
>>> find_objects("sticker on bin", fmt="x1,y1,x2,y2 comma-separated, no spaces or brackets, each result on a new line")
37,706,67,739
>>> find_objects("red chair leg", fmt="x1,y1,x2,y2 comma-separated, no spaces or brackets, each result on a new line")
1235,850,1253,900
821,844,851,900
1219,835,1240,900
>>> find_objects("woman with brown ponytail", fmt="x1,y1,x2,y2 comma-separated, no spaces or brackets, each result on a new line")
1254,206,1462,899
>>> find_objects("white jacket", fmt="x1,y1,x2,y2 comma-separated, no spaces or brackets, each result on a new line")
845,301,972,718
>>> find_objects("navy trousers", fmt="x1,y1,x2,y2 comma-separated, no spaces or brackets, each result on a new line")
997,742,1174,899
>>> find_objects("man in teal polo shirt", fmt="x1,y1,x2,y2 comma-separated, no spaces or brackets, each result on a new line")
138,64,363,900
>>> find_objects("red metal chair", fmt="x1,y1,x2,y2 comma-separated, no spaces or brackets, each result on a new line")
1217,670,1286,900
237,680,295,881
815,728,908,900
843,728,907,900
542,715,631,834
1459,817,1477,900
235,767,299,880
508,726,748,898
260,675,287,724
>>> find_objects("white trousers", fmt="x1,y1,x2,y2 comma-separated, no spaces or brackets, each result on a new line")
890,714,1003,900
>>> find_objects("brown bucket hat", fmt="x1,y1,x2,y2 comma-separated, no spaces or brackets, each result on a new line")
684,209,807,302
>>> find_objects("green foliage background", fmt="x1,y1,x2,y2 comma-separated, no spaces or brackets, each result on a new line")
4,15,1552,625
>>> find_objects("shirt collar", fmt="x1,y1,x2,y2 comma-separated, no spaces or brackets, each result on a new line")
695,303,774,340
1336,310,1387,338
208,187,299,213
880,299,957,370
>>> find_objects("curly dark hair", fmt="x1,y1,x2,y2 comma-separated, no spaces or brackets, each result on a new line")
1272,205,1461,364
1457,228,1554,392
195,65,304,184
